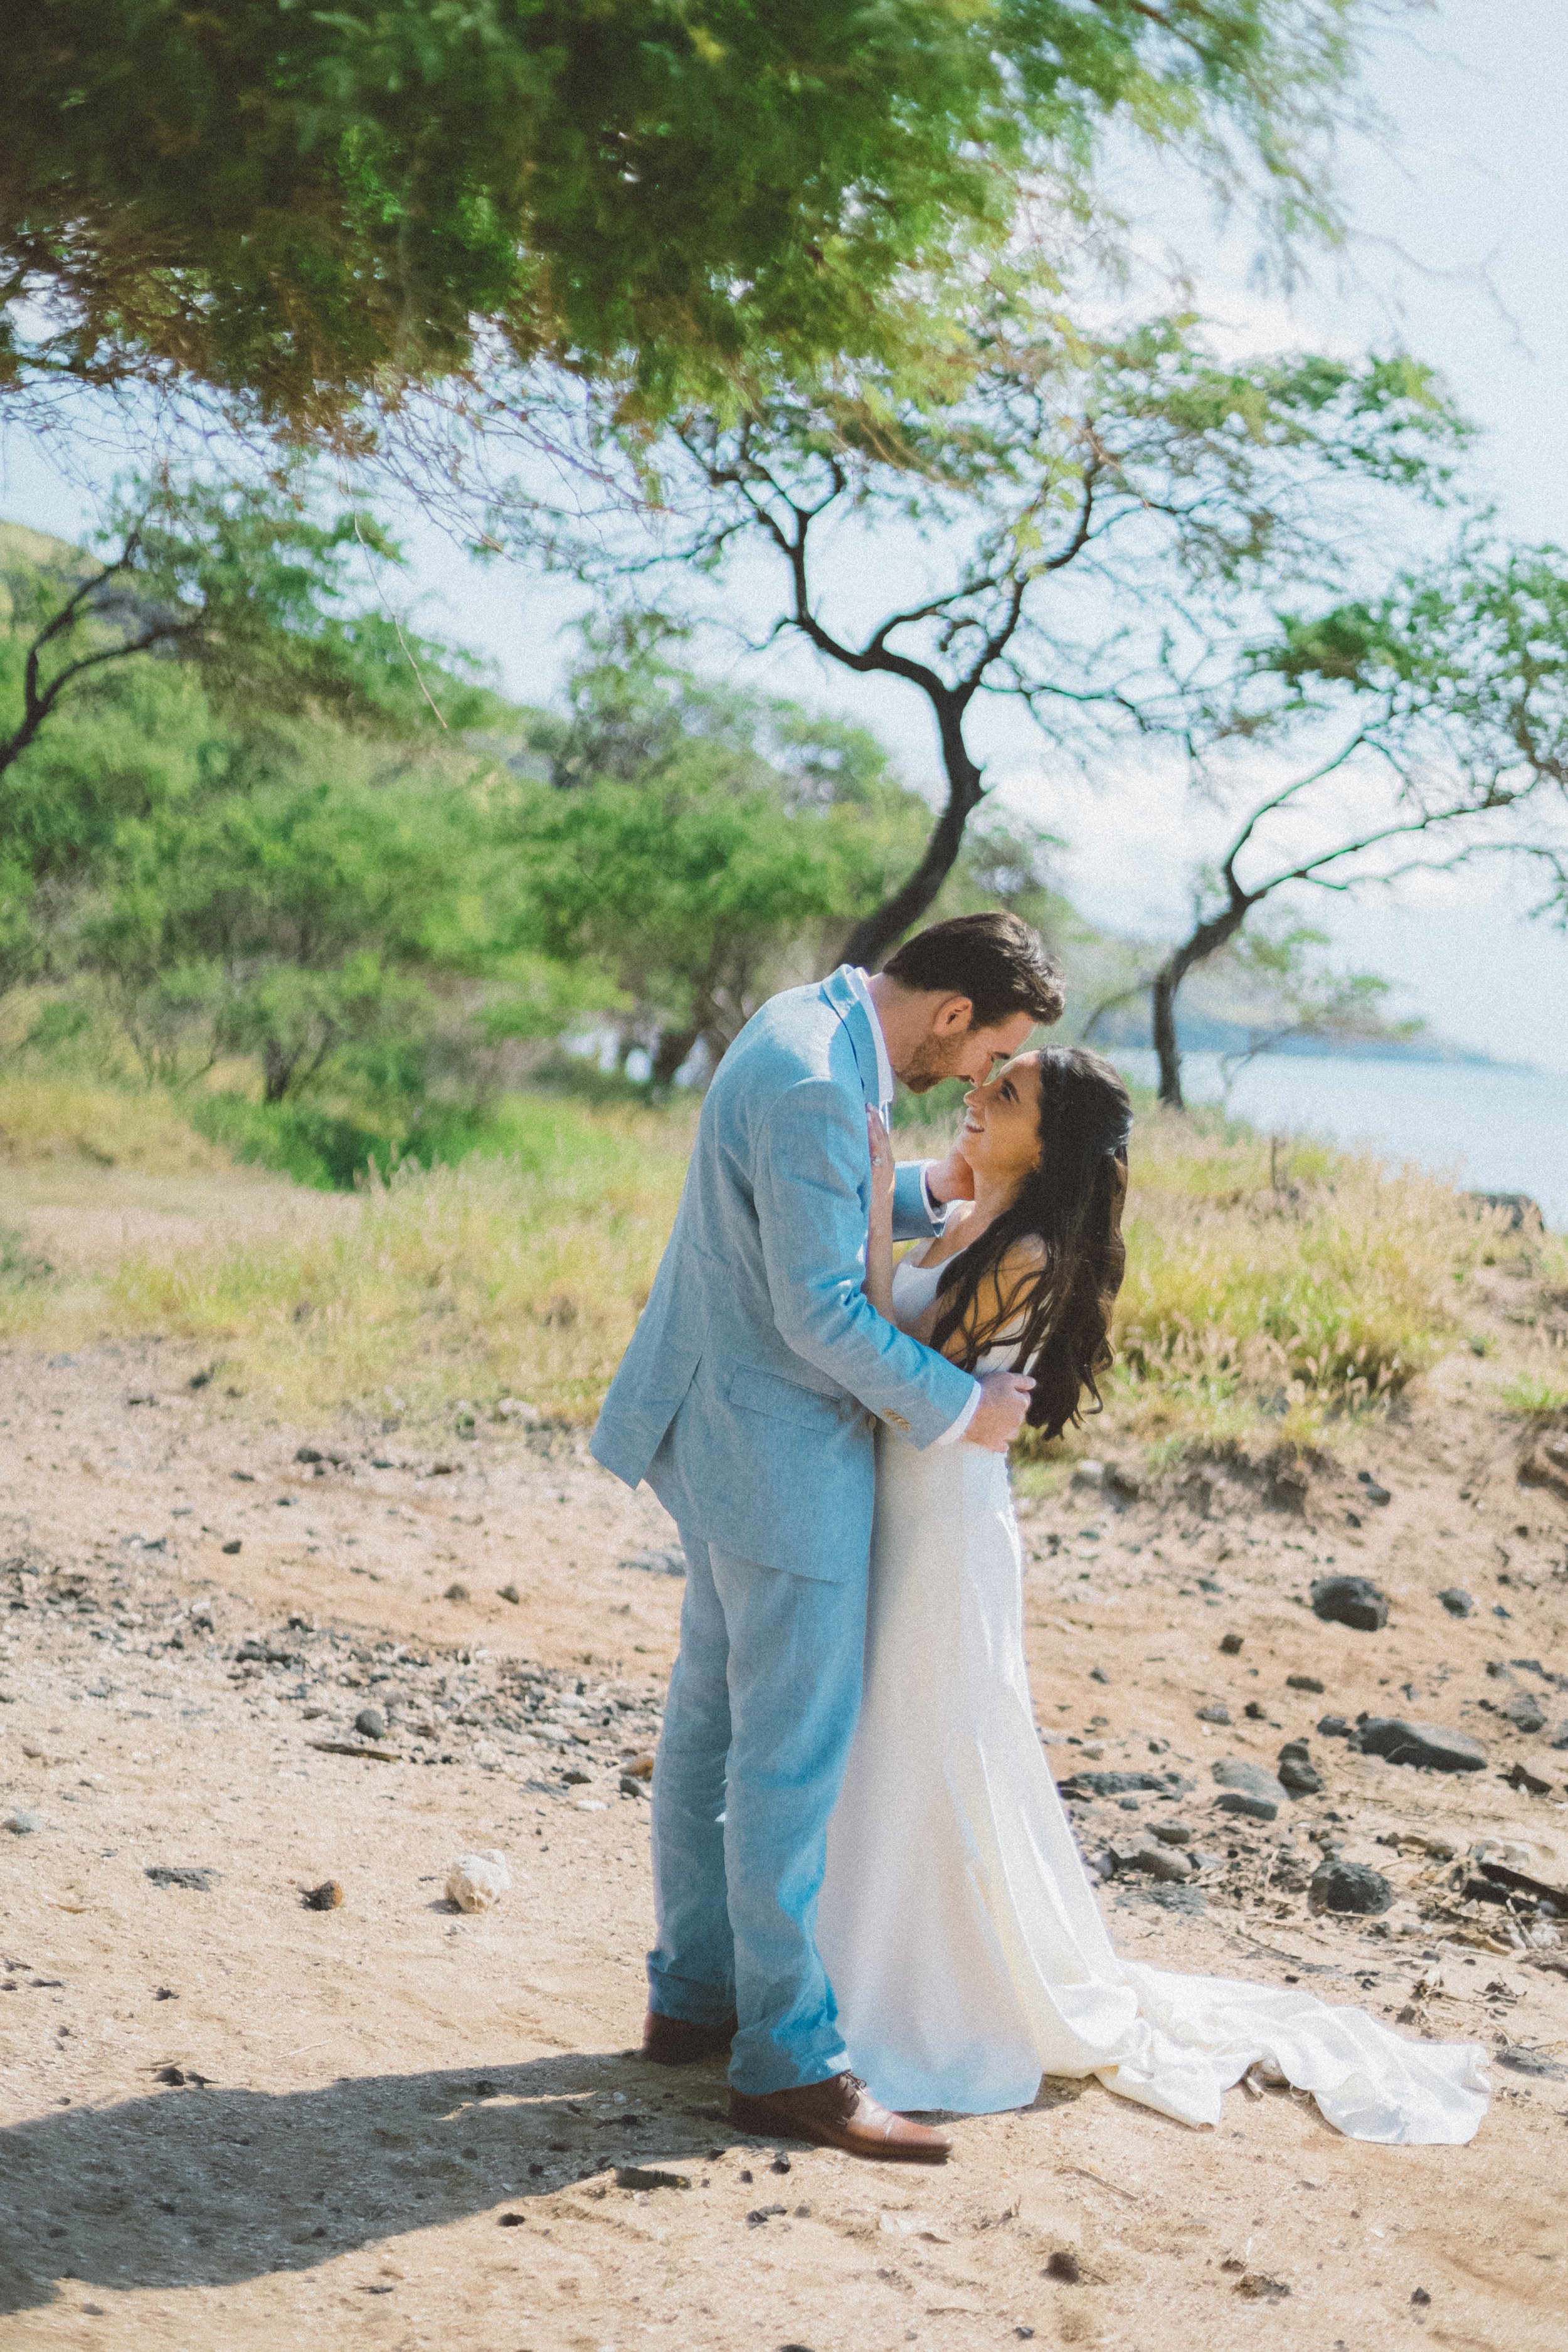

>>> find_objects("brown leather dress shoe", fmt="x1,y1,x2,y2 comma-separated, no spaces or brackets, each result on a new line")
729,2072,951,2163
641,2009,738,2066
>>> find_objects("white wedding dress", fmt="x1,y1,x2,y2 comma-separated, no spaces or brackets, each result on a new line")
815,1253,1491,2144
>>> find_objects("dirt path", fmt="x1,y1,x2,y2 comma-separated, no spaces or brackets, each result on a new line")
2,1187,1567,2350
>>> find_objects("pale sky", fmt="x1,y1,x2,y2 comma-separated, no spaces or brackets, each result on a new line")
4,0,1566,1068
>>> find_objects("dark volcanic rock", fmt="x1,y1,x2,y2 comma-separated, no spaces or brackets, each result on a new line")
354,1706,387,1742
1310,1575,1389,1633
1310,1858,1393,1915
1058,1769,1189,1800
1317,1713,1354,1739
1212,1757,1288,1805
1437,1587,1475,1618
1276,1740,1323,1796
1210,1758,1285,1821
1214,1791,1279,1822
1286,1673,1325,1693
1357,1717,1486,1773
1109,1840,1192,1884
1506,1692,1547,1736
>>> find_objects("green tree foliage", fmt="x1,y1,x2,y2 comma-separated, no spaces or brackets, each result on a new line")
0,475,495,1002
0,473,491,791
0,513,950,1158
510,630,928,1080
81,770,479,1097
3,1,1384,431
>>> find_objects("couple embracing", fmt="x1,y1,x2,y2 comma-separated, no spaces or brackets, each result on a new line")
593,914,1490,2159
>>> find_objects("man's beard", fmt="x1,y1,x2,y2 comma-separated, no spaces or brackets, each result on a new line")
893,1033,972,1094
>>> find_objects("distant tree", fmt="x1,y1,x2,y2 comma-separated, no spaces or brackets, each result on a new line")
514,304,1468,969
2,2,1379,435
0,472,492,992
0,473,489,787
1131,536,1568,1106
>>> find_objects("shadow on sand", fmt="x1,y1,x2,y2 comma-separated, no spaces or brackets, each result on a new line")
0,2047,733,2315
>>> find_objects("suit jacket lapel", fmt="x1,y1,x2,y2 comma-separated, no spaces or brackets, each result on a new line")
821,965,884,1116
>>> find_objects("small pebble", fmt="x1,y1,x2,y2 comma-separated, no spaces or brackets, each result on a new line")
447,1850,511,1912
221,1540,241,1555
354,1708,386,1742
1219,1632,1243,1656
444,1582,470,1602
1044,2250,1081,2284
301,1880,344,1911
497,1584,521,1604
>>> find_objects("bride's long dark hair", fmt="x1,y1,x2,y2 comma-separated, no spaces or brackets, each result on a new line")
927,1047,1133,1439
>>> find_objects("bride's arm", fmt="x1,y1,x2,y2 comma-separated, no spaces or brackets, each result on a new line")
865,1108,896,1320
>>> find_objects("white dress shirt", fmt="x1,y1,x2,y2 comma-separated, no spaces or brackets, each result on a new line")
848,967,982,1446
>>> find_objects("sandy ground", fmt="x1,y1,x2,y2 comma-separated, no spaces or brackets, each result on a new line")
3,1172,1568,2351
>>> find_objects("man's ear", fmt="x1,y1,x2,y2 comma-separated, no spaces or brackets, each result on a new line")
931,993,975,1036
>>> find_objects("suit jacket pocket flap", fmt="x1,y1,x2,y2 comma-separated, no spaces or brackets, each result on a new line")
726,1364,843,1428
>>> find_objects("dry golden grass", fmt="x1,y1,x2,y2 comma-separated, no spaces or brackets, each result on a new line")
0,1079,1510,1458
93,1098,693,1423
0,1077,231,1173
1099,1105,1484,1456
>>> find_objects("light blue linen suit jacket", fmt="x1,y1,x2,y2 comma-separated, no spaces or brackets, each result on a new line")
590,966,979,1579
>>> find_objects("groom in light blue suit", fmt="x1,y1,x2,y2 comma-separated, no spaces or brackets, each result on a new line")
592,914,1064,2161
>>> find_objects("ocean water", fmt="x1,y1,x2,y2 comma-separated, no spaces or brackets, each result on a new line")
1112,1051,1568,1231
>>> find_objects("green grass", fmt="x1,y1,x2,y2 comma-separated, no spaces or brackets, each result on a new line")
1501,1373,1568,1420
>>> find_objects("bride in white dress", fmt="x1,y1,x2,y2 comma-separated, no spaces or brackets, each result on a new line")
816,1046,1490,2146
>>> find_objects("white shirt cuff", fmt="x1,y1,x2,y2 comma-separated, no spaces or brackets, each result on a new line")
931,1379,983,1448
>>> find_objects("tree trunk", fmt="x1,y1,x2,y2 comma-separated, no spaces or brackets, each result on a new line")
1150,968,1184,1110
839,692,984,970
262,1039,298,1103
650,1024,700,1087
1150,896,1254,1111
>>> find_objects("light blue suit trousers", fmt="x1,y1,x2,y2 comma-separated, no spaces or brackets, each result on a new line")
649,1529,869,2092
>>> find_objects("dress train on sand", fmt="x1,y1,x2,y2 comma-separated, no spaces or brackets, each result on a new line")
815,1257,1490,2145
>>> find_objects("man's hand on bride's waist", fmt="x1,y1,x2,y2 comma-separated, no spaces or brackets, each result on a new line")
964,1370,1034,1452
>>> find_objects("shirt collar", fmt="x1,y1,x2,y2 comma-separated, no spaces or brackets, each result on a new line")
845,965,894,1112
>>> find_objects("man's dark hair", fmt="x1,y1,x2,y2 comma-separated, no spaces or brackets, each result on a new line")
881,911,1065,1031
